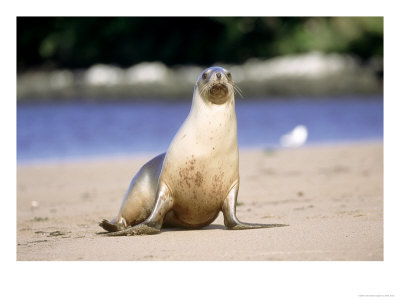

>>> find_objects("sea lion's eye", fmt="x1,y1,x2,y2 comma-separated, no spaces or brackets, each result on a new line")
202,72,207,80
227,72,232,79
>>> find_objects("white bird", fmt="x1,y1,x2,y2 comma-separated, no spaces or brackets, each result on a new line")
280,125,308,148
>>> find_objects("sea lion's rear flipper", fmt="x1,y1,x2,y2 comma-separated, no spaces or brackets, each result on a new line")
99,218,126,232
106,181,174,236
222,183,288,230
99,153,166,234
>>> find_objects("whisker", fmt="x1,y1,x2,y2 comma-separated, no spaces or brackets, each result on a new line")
232,83,244,98
199,83,209,97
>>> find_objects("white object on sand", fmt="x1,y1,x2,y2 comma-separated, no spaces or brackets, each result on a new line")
280,125,308,148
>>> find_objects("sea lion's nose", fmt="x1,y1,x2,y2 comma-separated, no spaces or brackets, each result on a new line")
216,72,221,79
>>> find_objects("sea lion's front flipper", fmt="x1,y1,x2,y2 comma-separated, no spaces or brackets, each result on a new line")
106,182,173,236
222,183,288,230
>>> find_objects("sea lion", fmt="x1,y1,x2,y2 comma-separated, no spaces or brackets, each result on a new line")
99,66,287,236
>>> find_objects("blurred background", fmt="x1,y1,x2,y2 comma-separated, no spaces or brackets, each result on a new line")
17,17,383,163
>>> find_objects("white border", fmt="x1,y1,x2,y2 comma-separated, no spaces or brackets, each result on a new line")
3,1,399,300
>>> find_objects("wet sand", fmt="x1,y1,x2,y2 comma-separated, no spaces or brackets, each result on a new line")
16,141,383,261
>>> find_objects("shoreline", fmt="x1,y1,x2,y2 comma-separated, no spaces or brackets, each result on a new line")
17,138,383,166
17,141,383,260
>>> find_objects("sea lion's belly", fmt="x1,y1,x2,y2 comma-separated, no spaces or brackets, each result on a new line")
162,153,238,227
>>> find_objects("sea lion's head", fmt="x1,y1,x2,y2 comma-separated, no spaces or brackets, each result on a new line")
196,66,240,105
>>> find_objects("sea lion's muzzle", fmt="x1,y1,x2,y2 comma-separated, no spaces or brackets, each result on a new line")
210,83,229,98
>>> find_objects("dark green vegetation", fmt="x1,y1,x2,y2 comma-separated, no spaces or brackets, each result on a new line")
17,17,383,72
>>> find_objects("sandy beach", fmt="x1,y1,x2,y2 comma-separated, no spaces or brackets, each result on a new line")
16,141,383,261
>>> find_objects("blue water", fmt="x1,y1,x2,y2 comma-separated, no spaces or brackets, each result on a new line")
17,96,383,163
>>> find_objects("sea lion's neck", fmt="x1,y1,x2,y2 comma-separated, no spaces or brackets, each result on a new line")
181,88,237,145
